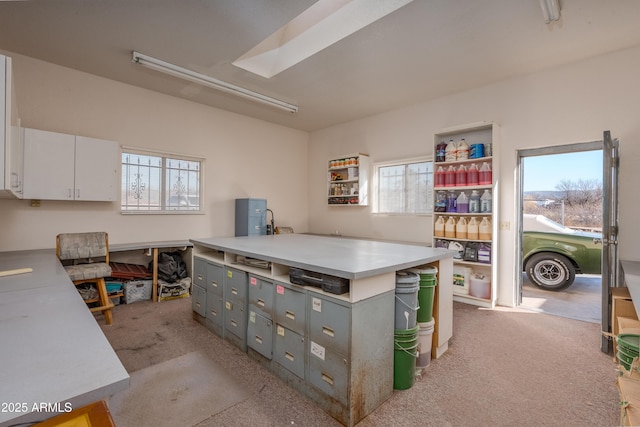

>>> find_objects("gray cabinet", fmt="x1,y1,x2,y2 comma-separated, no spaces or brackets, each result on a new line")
193,256,225,337
205,262,224,336
308,295,351,405
224,266,248,350
235,198,267,236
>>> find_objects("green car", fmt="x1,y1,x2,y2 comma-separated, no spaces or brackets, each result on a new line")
522,214,602,291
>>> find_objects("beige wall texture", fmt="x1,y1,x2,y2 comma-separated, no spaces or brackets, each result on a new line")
0,52,309,251
308,45,640,307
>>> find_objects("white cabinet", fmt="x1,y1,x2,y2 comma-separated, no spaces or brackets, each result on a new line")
22,128,118,201
327,153,369,206
0,54,22,198
432,121,499,307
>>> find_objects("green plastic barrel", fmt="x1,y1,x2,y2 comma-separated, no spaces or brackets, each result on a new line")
393,325,419,390
411,266,438,323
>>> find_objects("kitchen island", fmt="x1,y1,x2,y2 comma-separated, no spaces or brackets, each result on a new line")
190,234,454,426
0,250,129,427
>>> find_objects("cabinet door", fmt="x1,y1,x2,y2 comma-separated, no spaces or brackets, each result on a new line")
193,257,207,287
249,275,274,313
247,306,273,359
274,283,306,335
192,284,207,317
308,295,350,356
22,128,75,200
274,325,305,379
74,136,118,201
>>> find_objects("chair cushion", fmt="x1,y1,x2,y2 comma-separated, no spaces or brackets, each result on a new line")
58,232,108,261
64,263,112,281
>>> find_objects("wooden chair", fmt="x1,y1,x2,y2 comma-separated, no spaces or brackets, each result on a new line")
56,232,114,325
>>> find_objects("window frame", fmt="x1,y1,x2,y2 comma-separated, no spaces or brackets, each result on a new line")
372,156,434,216
120,147,205,215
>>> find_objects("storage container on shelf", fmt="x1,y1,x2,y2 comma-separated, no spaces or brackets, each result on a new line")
455,165,467,186
456,191,468,213
467,217,479,240
456,138,469,160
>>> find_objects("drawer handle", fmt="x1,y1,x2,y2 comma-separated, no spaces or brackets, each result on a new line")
257,299,265,307
211,281,218,288
197,274,204,281
321,373,334,386
285,352,295,362
232,287,238,295
210,309,217,317
286,311,295,320
195,302,201,308
255,335,263,344
231,320,237,327
322,326,335,337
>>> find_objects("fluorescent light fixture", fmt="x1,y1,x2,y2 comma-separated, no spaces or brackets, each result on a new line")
539,0,561,24
132,51,298,114
233,0,415,78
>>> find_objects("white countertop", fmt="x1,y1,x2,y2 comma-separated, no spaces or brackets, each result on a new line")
190,234,454,280
0,250,129,426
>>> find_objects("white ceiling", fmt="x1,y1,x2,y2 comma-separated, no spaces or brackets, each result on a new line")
1,0,640,132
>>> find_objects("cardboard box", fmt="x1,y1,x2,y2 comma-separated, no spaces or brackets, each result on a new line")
613,287,638,337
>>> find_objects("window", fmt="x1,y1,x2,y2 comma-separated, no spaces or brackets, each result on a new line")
121,150,203,212
374,158,433,214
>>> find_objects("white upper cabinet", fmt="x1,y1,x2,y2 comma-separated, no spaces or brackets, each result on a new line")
22,128,118,201
0,54,23,198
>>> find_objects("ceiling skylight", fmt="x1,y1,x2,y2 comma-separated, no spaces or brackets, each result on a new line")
232,0,415,78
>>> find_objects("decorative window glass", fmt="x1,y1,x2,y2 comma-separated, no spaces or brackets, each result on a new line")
121,150,202,212
374,158,433,214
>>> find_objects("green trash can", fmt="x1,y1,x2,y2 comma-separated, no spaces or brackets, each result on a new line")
411,266,438,323
393,325,419,390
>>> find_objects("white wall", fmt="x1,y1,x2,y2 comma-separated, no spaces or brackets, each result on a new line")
308,45,640,307
0,52,309,251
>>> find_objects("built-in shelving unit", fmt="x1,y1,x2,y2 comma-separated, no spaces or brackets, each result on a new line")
327,153,369,206
433,122,499,307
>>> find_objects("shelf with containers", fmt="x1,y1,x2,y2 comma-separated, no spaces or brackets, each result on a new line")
327,153,369,206
433,121,499,307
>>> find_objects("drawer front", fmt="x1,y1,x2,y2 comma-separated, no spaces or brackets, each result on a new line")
225,267,247,302
249,275,274,313
274,283,306,335
247,216,266,235
205,287,223,328
308,342,349,405
308,296,350,356
193,257,207,287
274,325,305,379
224,298,247,340
207,262,224,295
247,306,273,359
192,284,206,317
247,198,267,215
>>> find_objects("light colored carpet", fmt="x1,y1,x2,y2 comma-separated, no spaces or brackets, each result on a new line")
109,351,251,427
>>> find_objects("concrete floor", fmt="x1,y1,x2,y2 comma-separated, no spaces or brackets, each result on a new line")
521,273,601,323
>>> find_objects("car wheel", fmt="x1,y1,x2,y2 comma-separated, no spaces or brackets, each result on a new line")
525,253,576,291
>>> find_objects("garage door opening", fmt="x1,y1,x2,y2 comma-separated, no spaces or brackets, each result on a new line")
518,146,603,323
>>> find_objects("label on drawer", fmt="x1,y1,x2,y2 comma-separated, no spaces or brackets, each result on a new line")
312,297,322,312
225,301,232,310
250,277,257,286
249,311,256,323
310,340,325,361
227,270,233,278
277,325,285,336
276,285,285,295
